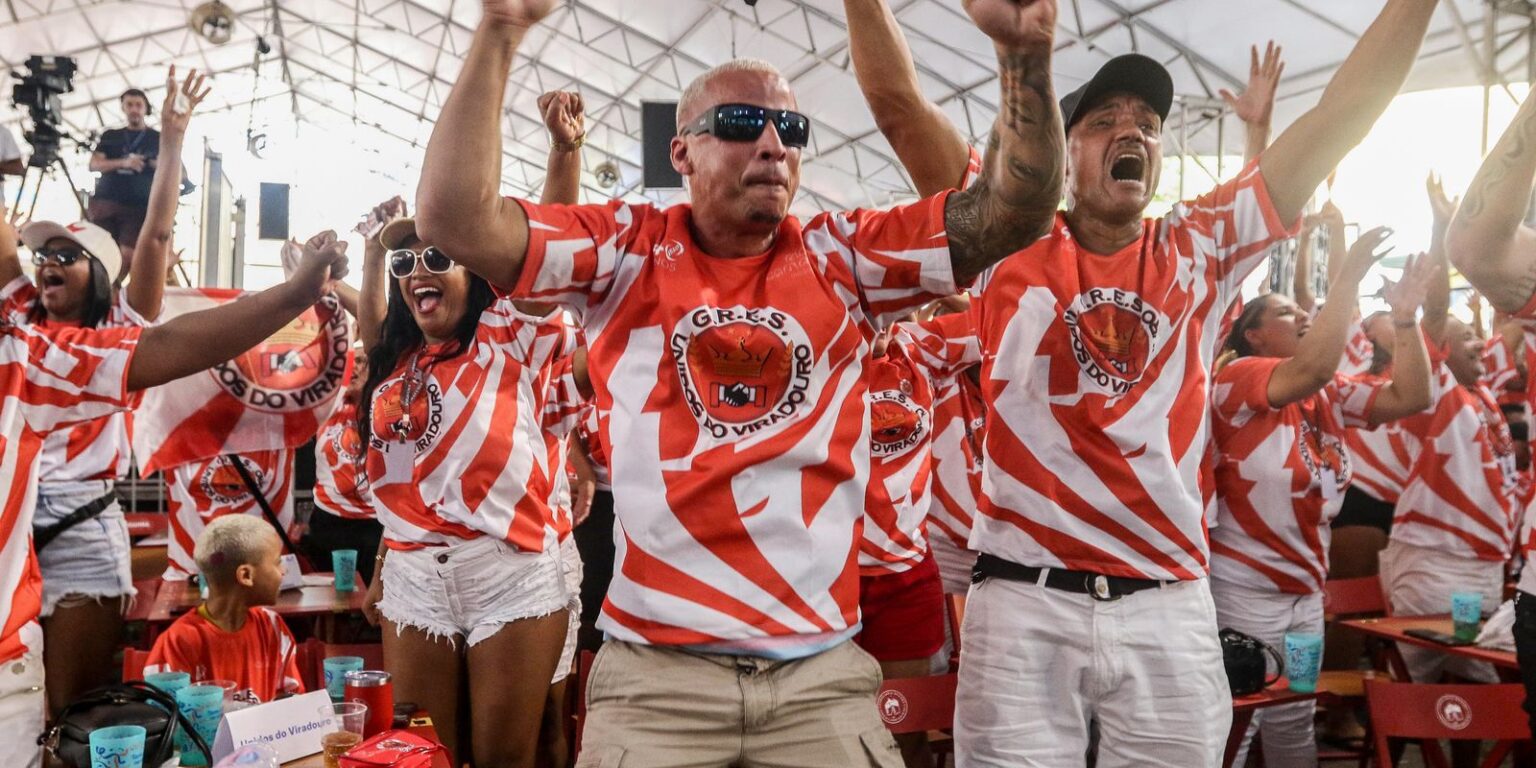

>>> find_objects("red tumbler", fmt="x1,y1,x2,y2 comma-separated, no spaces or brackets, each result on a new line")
343,670,394,737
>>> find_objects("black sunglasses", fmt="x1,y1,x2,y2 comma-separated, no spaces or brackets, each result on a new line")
31,246,89,267
683,104,811,148
388,246,453,279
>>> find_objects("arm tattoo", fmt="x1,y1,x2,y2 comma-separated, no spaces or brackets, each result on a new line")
946,46,1063,284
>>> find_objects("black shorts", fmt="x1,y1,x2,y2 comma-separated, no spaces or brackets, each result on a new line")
1330,486,1394,534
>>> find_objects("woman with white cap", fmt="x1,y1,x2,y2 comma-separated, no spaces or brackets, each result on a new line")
0,67,208,717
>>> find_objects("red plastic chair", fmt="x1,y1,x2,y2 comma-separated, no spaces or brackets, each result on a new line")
1364,680,1532,768
121,648,151,681
876,674,957,735
1323,575,1386,620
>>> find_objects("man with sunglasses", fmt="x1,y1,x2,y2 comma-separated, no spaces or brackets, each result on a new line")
842,0,1442,764
417,0,1062,765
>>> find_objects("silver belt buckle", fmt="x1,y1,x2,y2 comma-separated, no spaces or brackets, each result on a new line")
1087,573,1118,602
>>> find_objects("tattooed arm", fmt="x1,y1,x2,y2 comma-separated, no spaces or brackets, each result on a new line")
1447,94,1536,313
944,0,1064,285
1259,0,1438,223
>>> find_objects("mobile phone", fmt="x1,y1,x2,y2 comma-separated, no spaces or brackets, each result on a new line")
1404,628,1475,647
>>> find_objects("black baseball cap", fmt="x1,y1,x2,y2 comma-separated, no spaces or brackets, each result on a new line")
1059,54,1173,133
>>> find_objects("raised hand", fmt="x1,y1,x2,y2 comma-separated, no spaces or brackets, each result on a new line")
1384,252,1438,322
482,0,558,28
538,91,585,147
1220,42,1285,127
1337,225,1393,284
292,230,350,304
160,66,211,135
355,196,407,239
1426,172,1459,227
962,0,1057,48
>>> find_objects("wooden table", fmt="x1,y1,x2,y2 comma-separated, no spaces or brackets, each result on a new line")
1225,680,1321,768
1340,616,1518,671
282,715,451,767
141,573,370,644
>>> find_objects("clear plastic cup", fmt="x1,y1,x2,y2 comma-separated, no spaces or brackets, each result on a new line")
317,702,367,768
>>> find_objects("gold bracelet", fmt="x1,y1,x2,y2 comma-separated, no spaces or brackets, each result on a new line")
552,134,585,152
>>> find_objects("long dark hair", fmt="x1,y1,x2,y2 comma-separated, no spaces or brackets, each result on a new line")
1221,294,1276,359
29,258,113,328
356,269,497,442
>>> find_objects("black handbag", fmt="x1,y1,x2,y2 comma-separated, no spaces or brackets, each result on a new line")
39,681,212,768
1220,628,1284,696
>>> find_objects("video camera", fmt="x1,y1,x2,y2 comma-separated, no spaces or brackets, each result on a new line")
10,55,78,168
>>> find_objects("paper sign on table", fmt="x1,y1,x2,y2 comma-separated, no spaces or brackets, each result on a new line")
279,554,302,591
211,689,335,764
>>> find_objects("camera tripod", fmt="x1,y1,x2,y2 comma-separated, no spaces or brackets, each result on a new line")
9,146,87,223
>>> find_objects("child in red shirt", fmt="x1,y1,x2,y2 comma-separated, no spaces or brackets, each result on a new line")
145,515,303,704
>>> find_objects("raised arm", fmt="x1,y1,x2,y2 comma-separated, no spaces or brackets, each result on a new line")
1318,201,1348,285
1265,227,1393,407
1294,218,1318,313
843,0,971,197
415,0,558,288
1366,253,1436,425
0,206,23,287
1422,174,1457,344
943,0,1064,284
538,91,585,206
1260,0,1438,223
1220,42,1284,166
129,67,209,320
1446,92,1536,312
128,231,348,390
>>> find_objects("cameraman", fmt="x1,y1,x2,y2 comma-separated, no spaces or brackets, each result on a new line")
0,125,22,202
86,87,157,277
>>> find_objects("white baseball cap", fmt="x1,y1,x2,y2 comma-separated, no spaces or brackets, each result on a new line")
19,220,123,280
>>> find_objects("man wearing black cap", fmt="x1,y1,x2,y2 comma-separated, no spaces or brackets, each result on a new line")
845,0,1441,764
87,87,159,278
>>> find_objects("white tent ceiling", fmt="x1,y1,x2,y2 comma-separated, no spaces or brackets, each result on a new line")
2,0,1535,213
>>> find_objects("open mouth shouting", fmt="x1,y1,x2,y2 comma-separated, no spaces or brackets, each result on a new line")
411,283,444,316
1109,147,1148,191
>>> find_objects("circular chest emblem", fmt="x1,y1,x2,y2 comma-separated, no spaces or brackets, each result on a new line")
877,690,909,726
1063,289,1163,396
199,455,264,506
1436,694,1472,730
870,389,929,458
670,306,815,440
368,375,443,451
208,298,351,413
331,422,364,464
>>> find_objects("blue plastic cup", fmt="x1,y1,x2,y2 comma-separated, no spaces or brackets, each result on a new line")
1452,591,1484,642
332,549,358,592
176,684,224,767
144,671,190,714
90,724,146,768
1284,632,1324,693
323,655,365,701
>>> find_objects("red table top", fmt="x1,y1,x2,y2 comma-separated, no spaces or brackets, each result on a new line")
143,574,371,625
1340,616,1517,670
125,512,168,539
1232,679,1320,713
282,716,450,767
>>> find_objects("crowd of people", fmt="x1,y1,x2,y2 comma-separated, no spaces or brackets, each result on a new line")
8,0,1536,765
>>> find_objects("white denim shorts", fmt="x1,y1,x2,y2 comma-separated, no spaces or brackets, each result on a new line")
35,480,135,617
378,535,568,648
553,536,584,684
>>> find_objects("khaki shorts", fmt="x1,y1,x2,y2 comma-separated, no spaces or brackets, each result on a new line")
577,640,902,768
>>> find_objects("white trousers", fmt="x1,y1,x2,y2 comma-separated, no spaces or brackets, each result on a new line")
0,624,44,768
1210,579,1322,768
1378,539,1503,683
955,575,1230,767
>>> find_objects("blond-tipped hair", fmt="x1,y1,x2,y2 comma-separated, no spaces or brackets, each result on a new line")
194,515,278,586
677,58,786,129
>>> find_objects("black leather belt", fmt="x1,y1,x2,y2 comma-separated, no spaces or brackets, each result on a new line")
972,553,1167,602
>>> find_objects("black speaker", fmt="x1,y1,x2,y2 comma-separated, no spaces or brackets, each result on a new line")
258,182,289,240
642,101,683,189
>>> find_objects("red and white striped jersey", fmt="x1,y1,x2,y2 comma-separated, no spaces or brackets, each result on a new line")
510,195,958,650
1482,334,1525,408
164,450,296,578
1339,315,1375,378
1209,357,1384,594
0,322,140,663
541,351,585,540
0,277,149,482
1392,349,1519,561
927,370,985,551
577,401,610,491
313,401,372,520
366,300,573,554
969,162,1295,581
861,311,980,575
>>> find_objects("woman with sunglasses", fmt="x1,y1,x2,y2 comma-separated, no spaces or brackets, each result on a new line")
357,215,575,768
0,67,208,717
1207,228,1433,768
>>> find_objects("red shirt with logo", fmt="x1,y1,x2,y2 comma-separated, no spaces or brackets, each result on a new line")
0,322,140,664
313,401,372,520
366,300,573,554
927,370,985,551
145,606,303,703
164,450,295,578
1392,340,1519,561
511,195,957,650
1209,357,1385,594
969,161,1295,581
